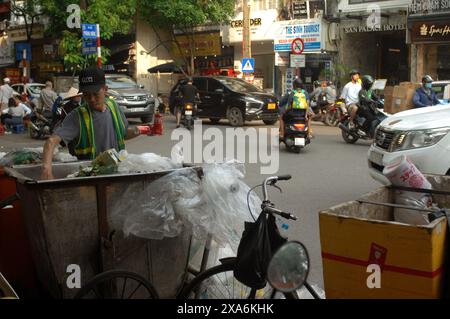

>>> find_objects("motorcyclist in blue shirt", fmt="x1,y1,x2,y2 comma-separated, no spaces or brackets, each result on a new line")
413,75,441,108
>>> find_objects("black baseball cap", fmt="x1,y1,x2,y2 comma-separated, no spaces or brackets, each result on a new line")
79,67,106,93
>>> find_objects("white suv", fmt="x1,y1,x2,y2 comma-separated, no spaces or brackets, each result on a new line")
368,104,450,185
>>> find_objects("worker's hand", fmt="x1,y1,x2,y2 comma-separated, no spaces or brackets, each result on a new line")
41,166,54,180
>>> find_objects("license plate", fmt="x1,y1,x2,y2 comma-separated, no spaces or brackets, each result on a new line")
268,103,276,110
294,138,306,146
185,110,193,115
130,108,145,112
369,150,384,166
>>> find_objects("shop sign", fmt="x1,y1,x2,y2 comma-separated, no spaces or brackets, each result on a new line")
409,0,450,15
343,24,406,33
221,9,278,43
4,68,21,84
173,32,221,57
285,68,295,92
275,52,289,66
290,54,306,68
8,24,44,42
274,19,321,52
411,21,450,42
38,62,64,73
293,0,308,19
0,35,14,65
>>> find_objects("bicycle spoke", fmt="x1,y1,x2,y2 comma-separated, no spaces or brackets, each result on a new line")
127,282,142,299
121,277,128,299
215,272,233,298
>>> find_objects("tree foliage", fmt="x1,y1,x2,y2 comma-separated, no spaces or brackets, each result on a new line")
39,0,136,71
10,0,44,41
138,0,237,74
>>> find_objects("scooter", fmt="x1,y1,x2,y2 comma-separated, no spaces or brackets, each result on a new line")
182,102,196,130
281,113,311,153
324,99,346,127
28,99,68,139
338,100,387,144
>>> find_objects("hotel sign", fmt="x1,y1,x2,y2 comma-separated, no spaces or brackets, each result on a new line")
344,24,406,33
409,0,450,14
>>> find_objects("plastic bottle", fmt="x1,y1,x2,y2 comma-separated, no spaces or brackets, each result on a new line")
276,216,289,233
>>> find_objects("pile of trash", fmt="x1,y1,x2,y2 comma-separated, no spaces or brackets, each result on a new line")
108,151,260,253
0,147,77,167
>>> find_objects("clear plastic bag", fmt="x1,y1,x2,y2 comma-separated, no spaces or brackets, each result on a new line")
0,150,41,166
118,151,181,174
201,162,261,252
111,168,211,241
394,191,433,226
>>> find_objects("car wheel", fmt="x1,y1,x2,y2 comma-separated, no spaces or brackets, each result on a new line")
263,119,278,125
227,107,244,127
141,115,153,124
209,118,220,124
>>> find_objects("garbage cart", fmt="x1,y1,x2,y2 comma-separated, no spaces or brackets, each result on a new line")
3,162,203,299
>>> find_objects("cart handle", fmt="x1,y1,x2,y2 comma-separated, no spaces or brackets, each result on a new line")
388,185,450,196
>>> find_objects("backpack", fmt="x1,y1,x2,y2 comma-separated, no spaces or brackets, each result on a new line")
291,89,308,110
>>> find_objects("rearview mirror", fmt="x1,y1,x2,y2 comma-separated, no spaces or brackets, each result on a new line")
267,241,310,293
139,84,145,89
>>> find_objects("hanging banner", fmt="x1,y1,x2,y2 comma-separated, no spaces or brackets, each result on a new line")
173,32,221,57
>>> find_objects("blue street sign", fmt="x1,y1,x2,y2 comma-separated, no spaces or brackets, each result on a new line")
241,58,255,73
15,43,32,61
82,24,98,39
82,38,97,55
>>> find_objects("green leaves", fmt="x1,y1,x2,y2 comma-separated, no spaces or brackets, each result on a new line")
40,0,136,71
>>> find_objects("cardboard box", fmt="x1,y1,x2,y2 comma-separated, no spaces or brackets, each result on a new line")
392,85,417,113
319,175,450,299
400,82,421,90
383,86,394,114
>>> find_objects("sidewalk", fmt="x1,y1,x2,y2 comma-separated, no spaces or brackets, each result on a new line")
0,132,45,153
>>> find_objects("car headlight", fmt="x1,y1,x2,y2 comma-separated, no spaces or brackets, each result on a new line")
392,127,450,151
245,98,263,108
109,95,124,102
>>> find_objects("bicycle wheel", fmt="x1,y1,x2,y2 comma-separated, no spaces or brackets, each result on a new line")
179,259,290,299
74,270,159,299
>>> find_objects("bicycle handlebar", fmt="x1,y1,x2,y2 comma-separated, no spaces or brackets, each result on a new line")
262,175,292,203
263,206,297,220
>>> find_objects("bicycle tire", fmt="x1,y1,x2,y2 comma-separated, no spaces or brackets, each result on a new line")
74,270,159,299
178,259,295,299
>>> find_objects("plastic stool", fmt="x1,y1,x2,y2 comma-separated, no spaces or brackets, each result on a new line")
12,124,25,134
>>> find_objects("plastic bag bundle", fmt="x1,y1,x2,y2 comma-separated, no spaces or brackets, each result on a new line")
0,150,41,166
383,155,433,225
118,151,181,174
201,162,261,252
111,168,212,241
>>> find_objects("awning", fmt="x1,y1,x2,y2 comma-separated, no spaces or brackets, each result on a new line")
148,62,185,74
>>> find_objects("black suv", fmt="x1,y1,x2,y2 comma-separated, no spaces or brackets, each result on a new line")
169,76,279,126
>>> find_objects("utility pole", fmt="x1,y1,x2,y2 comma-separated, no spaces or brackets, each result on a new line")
242,0,251,59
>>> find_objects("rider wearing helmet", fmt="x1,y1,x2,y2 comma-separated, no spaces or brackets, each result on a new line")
413,75,441,108
357,75,380,135
279,78,313,139
340,69,362,128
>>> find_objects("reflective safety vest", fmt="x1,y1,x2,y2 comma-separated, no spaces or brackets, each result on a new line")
289,89,308,110
73,98,126,160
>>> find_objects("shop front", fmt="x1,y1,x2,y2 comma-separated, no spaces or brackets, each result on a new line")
408,0,450,81
338,13,409,87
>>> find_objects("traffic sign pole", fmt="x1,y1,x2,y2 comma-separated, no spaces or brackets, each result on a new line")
96,24,102,68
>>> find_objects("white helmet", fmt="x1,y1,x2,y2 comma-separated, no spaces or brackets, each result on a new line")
3,78,10,83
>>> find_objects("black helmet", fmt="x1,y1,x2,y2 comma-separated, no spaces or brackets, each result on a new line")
187,77,193,83
422,75,433,84
349,69,360,76
293,78,303,89
361,75,374,90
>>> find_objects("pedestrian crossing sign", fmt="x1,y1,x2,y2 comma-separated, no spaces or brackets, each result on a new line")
242,58,255,73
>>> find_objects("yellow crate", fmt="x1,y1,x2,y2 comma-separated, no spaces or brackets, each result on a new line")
319,175,450,299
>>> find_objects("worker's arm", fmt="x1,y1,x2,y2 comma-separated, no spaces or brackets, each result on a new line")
125,126,140,140
413,91,427,108
41,134,62,180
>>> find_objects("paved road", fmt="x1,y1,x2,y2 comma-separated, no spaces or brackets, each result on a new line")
0,116,380,289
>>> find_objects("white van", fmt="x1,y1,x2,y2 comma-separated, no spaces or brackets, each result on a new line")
368,104,450,185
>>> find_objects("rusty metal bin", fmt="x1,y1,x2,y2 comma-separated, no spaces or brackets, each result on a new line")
4,162,203,299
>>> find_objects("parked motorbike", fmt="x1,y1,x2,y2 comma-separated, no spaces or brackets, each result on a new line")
280,111,311,153
324,99,346,127
338,100,387,144
29,99,69,139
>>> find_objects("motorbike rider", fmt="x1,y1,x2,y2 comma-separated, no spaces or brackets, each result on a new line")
340,70,362,128
311,80,336,109
279,78,313,139
177,77,199,128
413,75,441,108
357,75,380,137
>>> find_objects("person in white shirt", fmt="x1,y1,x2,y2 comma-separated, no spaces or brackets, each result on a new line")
340,70,362,127
0,78,14,112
